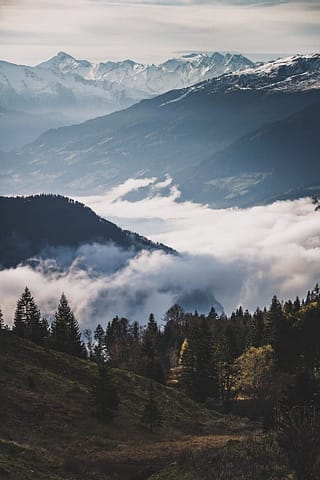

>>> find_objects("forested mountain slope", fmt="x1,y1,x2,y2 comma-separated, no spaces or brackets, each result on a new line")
0,194,174,268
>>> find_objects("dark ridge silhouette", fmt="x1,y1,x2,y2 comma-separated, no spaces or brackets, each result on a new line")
0,194,175,268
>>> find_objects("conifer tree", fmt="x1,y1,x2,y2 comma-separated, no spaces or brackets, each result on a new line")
94,324,107,363
311,283,320,303
208,306,218,322
141,313,164,382
39,317,49,344
92,363,120,423
247,308,264,347
195,317,219,402
12,287,46,343
83,329,94,359
50,293,85,358
50,294,70,353
297,302,320,373
0,307,4,330
105,321,113,352
146,313,158,335
12,287,32,338
69,311,85,358
264,296,291,370
132,320,140,342
162,304,185,356
104,316,132,367
178,317,218,402
141,381,162,432
293,296,301,312
215,325,238,404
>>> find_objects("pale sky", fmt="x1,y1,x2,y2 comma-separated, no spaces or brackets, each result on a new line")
0,0,319,65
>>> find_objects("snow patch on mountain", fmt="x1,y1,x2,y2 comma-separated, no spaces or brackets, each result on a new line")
0,51,255,121
184,53,320,97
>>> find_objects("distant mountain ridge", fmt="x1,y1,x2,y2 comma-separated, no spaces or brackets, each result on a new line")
0,195,174,268
0,51,254,123
181,54,320,94
1,54,320,208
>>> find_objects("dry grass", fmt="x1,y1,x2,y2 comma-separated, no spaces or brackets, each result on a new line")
0,331,254,479
151,434,293,480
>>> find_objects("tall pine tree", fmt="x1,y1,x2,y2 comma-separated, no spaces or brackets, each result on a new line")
94,324,107,363
140,381,163,432
12,287,47,344
141,313,164,382
92,363,120,423
247,308,265,348
264,295,292,370
0,307,4,330
50,293,85,358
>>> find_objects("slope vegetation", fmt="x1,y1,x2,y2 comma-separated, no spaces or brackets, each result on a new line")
0,194,174,268
0,331,247,480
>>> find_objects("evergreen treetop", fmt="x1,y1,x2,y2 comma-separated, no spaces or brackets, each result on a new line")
50,293,85,358
0,306,4,330
12,287,47,343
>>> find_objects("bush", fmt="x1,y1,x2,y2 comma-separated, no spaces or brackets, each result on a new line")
277,405,320,480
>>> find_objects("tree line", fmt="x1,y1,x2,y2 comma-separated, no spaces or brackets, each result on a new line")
1,287,86,357
2,284,320,410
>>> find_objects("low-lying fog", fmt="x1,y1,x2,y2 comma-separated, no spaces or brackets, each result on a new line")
1,177,320,328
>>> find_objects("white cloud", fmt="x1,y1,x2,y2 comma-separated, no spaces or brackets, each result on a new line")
0,246,224,329
1,179,320,329
77,178,320,311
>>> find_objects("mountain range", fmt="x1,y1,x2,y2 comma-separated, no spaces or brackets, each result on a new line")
0,51,254,149
2,53,319,208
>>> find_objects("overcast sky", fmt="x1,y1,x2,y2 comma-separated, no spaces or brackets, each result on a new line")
0,0,319,65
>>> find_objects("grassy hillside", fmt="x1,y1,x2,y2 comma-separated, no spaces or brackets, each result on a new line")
150,436,292,480
0,331,248,480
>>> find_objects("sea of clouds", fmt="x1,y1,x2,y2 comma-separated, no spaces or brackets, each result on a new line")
1,177,320,329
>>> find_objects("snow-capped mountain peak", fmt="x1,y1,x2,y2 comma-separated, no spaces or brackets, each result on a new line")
242,53,320,90
251,53,320,77
0,50,256,122
37,51,93,75
183,53,320,96
35,50,255,83
56,51,74,61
